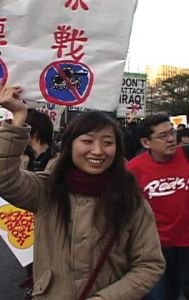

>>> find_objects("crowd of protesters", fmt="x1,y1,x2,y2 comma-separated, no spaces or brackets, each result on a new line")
0,82,189,300
0,84,165,300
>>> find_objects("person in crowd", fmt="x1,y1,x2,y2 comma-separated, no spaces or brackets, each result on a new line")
177,123,186,131
127,113,189,300
21,109,58,171
54,122,68,153
177,127,189,145
118,112,143,160
0,84,165,300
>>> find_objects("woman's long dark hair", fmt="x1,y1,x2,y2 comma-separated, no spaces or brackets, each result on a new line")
49,111,143,237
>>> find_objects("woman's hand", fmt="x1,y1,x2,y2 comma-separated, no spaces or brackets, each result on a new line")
0,82,27,126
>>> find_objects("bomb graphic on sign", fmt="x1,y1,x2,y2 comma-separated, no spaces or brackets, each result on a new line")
40,60,94,106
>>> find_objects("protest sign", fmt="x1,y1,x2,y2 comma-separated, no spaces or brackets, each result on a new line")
37,102,64,132
0,197,33,267
117,72,147,118
170,115,187,129
0,0,138,111
0,107,13,121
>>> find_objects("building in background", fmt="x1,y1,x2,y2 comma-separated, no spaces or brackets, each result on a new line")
145,65,189,86
144,65,189,115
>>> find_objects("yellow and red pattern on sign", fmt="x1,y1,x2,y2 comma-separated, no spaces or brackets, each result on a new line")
0,203,34,249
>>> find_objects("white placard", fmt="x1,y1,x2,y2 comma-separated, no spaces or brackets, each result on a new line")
0,107,13,120
117,72,147,118
170,115,187,129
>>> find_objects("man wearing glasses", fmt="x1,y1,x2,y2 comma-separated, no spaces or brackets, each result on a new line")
127,113,189,300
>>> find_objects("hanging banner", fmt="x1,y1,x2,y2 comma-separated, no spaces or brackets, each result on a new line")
0,197,34,267
117,72,147,118
0,0,138,111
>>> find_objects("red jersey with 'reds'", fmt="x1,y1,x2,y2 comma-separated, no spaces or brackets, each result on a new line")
127,147,189,247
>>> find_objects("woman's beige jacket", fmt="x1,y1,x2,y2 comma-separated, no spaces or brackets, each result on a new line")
0,122,165,300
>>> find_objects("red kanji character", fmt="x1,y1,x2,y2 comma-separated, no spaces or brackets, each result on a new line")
52,25,88,62
65,0,89,11
0,18,8,46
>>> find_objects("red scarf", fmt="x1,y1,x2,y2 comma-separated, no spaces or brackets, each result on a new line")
64,167,111,197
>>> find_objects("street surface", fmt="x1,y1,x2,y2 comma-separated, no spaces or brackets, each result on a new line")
0,237,27,300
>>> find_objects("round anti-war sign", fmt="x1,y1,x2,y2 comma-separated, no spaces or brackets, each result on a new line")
0,58,8,84
39,60,94,106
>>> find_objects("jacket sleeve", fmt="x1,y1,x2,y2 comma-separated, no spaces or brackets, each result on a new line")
93,201,165,300
0,122,49,212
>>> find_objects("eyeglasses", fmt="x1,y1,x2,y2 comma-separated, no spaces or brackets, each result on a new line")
151,129,176,141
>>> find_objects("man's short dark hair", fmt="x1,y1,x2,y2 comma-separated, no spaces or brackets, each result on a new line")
26,109,53,146
138,113,170,139
177,128,189,144
177,123,186,130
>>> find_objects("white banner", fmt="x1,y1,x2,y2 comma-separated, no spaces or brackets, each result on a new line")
0,0,138,111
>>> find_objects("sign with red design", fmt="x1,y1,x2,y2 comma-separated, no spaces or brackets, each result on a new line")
0,58,8,84
117,72,147,118
0,17,7,46
65,0,89,11
0,16,8,85
0,197,33,267
0,0,137,111
40,61,93,106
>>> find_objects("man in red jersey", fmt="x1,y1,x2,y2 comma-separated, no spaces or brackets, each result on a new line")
127,113,189,300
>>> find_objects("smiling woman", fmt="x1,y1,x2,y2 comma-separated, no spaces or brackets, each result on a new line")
72,127,116,174
0,84,165,300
